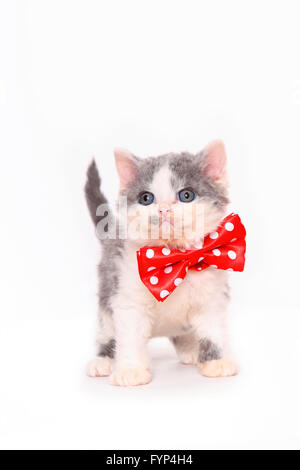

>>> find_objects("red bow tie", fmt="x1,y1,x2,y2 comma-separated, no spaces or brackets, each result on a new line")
136,213,246,302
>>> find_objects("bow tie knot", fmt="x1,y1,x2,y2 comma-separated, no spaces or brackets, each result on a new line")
136,213,246,302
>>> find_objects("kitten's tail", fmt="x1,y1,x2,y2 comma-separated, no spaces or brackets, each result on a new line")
84,159,109,226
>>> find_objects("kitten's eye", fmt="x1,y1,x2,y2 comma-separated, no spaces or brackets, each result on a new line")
138,191,155,206
178,188,195,203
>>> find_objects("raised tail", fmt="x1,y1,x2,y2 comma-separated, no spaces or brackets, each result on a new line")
84,160,109,226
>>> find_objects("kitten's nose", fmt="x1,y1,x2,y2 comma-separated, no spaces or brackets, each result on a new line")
159,203,172,214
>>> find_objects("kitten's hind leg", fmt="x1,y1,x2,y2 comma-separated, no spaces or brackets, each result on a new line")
171,333,199,365
87,311,115,378
191,304,239,378
197,338,238,377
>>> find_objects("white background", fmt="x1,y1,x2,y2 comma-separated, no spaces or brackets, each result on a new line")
1,0,300,450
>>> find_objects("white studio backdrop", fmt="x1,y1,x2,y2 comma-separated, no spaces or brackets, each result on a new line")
0,0,300,450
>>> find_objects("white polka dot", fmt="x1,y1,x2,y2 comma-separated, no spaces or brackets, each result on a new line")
212,249,221,256
209,231,219,239
225,222,234,231
162,247,171,256
160,290,169,299
227,268,233,272
228,250,237,260
174,278,182,286
210,264,218,268
150,276,158,285
197,267,202,271
231,238,237,242
146,249,154,258
164,266,173,274
147,266,156,272
179,248,186,252
198,257,204,263
185,267,189,273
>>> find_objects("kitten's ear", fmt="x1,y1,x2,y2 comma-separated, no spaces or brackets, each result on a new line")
200,140,227,184
114,148,139,187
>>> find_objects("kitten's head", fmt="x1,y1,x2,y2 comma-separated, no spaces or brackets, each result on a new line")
114,141,229,248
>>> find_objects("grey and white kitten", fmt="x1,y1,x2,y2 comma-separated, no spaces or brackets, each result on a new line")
85,141,238,386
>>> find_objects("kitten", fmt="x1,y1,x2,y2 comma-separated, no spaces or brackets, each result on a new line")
85,141,238,386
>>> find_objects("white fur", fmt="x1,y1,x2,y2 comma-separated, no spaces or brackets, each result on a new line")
149,165,175,203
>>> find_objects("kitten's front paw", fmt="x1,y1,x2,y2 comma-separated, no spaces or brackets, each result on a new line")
86,357,112,377
198,359,239,378
110,366,152,386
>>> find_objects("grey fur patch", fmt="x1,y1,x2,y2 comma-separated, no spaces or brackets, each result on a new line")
198,338,221,363
85,160,125,311
172,336,181,346
98,339,116,359
121,155,168,206
98,238,124,311
168,152,228,208
85,160,110,226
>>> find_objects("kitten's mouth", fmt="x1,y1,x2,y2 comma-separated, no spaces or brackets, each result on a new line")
158,211,175,226
159,217,174,227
